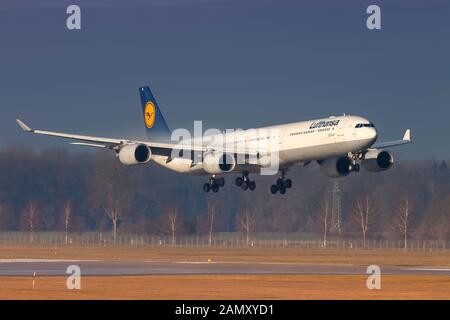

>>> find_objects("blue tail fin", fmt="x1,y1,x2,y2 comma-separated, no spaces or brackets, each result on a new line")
139,86,171,142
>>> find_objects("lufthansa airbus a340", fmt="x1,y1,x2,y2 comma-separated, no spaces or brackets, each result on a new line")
16,86,411,195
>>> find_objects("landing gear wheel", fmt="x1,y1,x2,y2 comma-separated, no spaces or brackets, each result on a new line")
204,176,224,193
273,171,291,194
276,178,284,189
236,172,255,191
285,179,292,188
270,184,278,194
350,152,362,173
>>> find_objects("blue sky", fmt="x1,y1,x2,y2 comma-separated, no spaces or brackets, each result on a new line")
0,0,449,159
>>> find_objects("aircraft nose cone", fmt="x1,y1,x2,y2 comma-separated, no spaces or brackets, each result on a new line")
370,128,378,142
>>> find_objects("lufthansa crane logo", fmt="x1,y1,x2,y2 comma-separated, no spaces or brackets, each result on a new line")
144,101,156,128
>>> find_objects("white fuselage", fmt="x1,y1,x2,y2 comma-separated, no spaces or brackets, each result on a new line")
152,115,378,174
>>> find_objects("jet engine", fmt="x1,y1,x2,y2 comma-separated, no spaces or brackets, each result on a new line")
203,152,236,174
320,156,352,177
118,144,151,165
362,149,393,172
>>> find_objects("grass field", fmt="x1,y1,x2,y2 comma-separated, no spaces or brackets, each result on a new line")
1,245,449,299
1,245,450,266
2,275,450,300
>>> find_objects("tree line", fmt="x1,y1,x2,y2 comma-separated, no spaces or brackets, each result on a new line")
0,146,449,245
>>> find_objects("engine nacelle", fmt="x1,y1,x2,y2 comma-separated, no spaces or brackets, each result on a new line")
203,152,236,174
118,144,151,165
362,149,394,172
320,156,352,177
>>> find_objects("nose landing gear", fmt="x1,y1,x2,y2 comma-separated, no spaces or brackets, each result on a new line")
203,176,225,193
350,152,362,172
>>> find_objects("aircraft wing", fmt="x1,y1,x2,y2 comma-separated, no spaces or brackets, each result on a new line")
371,129,411,149
15,119,259,156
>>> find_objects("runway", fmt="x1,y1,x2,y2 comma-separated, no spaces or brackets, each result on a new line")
1,259,449,276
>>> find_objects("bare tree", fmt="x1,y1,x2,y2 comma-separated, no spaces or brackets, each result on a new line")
394,197,414,250
207,197,216,245
89,161,132,244
321,200,330,248
26,203,36,244
0,204,9,231
166,205,179,245
238,207,258,246
63,201,71,245
104,196,127,244
352,196,376,248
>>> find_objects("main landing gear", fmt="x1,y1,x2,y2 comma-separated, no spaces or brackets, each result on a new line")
203,175,225,193
235,171,256,191
270,171,292,195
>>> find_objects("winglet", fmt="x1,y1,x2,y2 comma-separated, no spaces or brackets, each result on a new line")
403,129,411,141
16,118,33,132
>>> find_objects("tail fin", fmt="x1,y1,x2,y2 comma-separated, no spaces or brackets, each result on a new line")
139,86,171,142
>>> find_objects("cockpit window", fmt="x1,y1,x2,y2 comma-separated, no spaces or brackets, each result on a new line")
355,123,375,128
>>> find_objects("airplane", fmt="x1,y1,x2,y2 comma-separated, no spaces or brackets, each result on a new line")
16,86,411,195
